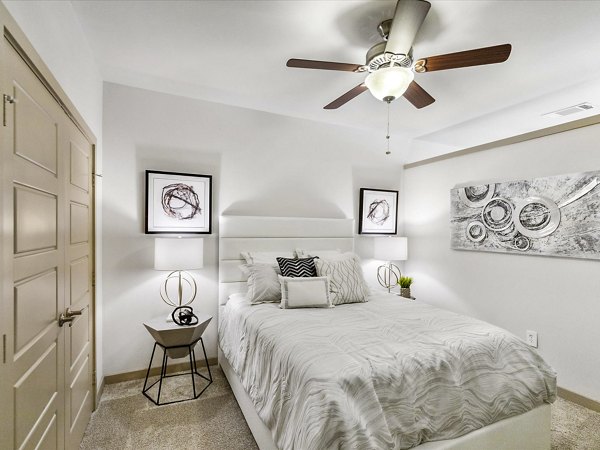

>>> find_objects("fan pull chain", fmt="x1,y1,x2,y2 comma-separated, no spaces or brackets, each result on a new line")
385,99,391,155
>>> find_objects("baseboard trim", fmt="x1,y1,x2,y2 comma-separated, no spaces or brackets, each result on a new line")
558,386,600,413
95,377,105,409
104,357,218,385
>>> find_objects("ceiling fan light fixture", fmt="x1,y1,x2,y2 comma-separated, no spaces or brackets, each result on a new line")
365,66,414,102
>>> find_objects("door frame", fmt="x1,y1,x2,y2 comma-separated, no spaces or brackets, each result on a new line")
0,0,98,407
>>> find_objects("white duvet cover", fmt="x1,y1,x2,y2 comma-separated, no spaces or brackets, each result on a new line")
218,293,556,450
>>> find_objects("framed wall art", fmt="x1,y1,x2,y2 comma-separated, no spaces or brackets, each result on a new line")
450,170,600,259
145,170,212,234
358,188,398,235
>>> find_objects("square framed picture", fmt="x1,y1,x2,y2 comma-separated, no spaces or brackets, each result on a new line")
145,170,212,234
358,188,398,235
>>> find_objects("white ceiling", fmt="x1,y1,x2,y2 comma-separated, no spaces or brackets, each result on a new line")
71,0,600,164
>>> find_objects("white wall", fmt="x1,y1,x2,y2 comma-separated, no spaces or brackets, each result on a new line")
404,123,600,402
102,83,401,376
3,0,105,391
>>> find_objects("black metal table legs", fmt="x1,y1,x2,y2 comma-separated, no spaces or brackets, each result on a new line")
142,337,213,406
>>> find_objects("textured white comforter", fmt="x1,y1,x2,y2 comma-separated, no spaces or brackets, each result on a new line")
219,293,556,450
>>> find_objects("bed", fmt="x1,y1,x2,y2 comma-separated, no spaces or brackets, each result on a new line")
218,216,556,450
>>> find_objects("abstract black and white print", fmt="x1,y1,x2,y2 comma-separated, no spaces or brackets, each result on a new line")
450,170,600,259
145,171,212,234
359,188,398,235
161,183,201,220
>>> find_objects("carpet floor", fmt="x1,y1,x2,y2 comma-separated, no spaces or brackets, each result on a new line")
81,366,600,449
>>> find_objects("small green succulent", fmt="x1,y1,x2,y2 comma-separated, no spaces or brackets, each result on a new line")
398,276,413,288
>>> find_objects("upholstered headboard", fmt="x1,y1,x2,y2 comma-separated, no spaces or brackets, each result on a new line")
218,216,355,305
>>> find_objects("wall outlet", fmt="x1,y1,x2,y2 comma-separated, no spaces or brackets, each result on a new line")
526,330,538,348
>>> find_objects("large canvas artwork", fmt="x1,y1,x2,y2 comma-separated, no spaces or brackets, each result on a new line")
145,170,212,234
450,171,600,259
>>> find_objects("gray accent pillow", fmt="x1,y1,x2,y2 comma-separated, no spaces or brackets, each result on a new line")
315,255,369,305
240,263,281,304
240,251,294,265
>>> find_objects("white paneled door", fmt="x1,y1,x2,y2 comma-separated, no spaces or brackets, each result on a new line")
0,32,94,450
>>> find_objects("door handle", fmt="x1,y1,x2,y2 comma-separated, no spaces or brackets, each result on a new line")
58,308,83,327
3,94,15,127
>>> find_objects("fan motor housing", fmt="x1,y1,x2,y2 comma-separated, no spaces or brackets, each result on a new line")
366,42,413,72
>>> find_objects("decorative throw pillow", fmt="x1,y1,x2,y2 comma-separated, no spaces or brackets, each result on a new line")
239,263,281,304
294,248,342,259
279,276,332,309
240,251,294,265
298,251,358,261
315,256,369,305
276,257,317,277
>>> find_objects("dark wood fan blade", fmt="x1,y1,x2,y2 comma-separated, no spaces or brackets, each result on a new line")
324,84,368,109
403,81,435,109
414,44,512,73
287,58,363,72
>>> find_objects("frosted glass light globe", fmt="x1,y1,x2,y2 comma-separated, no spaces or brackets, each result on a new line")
365,66,415,102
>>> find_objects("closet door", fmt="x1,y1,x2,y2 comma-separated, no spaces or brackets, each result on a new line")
63,119,94,449
1,34,95,450
2,40,66,450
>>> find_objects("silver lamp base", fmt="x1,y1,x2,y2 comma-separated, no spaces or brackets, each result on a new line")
377,262,401,293
160,270,198,315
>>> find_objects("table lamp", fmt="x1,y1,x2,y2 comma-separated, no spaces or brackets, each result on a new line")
374,237,407,293
154,238,204,311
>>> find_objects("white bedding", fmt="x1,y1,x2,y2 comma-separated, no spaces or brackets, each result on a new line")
219,293,556,450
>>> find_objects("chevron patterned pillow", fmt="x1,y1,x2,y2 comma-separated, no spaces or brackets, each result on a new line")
276,257,317,277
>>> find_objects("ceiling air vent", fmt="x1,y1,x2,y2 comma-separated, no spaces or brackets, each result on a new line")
543,103,594,118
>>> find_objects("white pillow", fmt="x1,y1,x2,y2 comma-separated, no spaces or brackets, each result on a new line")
240,264,281,304
315,255,369,305
227,292,247,302
240,251,294,265
279,276,333,309
312,251,358,261
294,248,342,259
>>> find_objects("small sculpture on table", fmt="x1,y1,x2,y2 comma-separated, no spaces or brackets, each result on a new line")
171,306,199,326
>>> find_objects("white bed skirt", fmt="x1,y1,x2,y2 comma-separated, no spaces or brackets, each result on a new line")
218,347,551,450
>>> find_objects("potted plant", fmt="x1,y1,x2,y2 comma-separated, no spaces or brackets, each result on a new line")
398,276,413,299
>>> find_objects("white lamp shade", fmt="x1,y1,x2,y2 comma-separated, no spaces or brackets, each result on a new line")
365,66,415,101
154,238,203,270
374,237,407,261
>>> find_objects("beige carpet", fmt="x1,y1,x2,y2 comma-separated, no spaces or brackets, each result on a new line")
81,367,258,450
82,366,600,449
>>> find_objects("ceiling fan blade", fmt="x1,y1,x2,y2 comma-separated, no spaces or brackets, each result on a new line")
324,84,368,109
403,81,435,109
414,44,512,73
385,0,431,56
287,58,363,72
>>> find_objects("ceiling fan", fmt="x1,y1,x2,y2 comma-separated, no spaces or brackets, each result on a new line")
286,0,512,110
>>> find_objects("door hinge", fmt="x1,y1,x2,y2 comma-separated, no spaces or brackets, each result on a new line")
3,94,15,127
2,334,6,364
92,370,96,385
